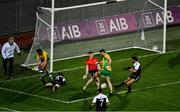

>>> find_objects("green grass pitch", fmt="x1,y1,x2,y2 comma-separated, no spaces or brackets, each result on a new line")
0,26,180,111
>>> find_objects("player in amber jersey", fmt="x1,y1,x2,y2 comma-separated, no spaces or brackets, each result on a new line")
83,51,100,90
36,49,53,85
99,49,113,96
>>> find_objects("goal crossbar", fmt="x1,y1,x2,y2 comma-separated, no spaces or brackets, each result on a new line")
147,0,164,10
41,0,126,12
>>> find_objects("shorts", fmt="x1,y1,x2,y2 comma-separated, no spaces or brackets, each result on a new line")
89,70,98,78
130,74,140,81
100,69,112,77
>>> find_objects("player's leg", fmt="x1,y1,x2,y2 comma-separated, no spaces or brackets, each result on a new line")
126,78,135,93
106,76,113,95
114,77,131,89
2,58,8,76
94,72,100,89
53,84,60,92
95,77,100,89
126,75,140,93
100,69,113,95
43,63,53,81
8,57,14,79
39,63,52,85
45,82,53,87
83,76,93,90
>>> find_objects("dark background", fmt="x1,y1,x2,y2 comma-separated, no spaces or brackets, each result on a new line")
0,0,179,36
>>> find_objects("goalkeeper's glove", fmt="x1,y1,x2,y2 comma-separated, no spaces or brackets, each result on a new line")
82,74,88,79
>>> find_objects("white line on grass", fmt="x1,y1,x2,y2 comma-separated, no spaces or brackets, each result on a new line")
0,80,180,104
0,75,38,83
0,106,18,111
0,49,179,83
68,80,180,103
0,87,69,104
0,67,85,83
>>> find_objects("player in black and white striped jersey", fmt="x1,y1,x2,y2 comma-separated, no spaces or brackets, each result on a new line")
90,88,110,111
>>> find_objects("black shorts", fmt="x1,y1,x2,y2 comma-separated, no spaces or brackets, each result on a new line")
89,70,98,77
130,74,140,81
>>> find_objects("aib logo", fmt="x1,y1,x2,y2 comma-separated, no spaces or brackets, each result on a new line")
47,26,60,41
142,12,155,27
95,19,109,35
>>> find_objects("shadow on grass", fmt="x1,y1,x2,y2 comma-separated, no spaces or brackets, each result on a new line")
142,55,162,73
168,53,180,68
112,93,130,111
6,81,44,103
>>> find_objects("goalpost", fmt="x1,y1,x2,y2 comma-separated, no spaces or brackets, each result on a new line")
23,0,167,73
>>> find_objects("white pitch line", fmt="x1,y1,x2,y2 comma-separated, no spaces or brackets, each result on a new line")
52,49,180,73
117,80,180,94
0,80,180,104
0,106,18,111
69,80,180,103
0,87,69,104
0,49,179,83
0,75,38,83
0,67,84,83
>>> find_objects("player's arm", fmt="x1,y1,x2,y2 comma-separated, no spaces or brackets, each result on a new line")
129,64,139,73
95,59,101,71
106,97,110,107
86,65,89,75
40,56,47,69
1,45,7,59
37,55,41,67
89,97,96,110
83,65,89,79
105,54,112,65
14,43,20,55
129,68,137,73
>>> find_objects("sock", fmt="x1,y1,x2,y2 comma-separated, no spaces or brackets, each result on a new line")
45,70,53,81
127,85,131,92
117,81,126,88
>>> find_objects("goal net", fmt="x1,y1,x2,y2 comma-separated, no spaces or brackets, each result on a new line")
23,0,167,72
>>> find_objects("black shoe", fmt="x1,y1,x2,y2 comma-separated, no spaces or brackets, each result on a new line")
108,93,113,96
9,76,13,80
127,89,131,94
113,85,119,89
4,72,7,76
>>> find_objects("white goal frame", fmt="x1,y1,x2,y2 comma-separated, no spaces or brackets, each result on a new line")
23,0,167,73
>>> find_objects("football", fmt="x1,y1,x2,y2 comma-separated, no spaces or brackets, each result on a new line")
101,83,107,89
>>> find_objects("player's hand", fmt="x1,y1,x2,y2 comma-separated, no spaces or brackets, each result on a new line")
95,62,99,65
106,66,111,71
124,66,131,71
82,75,87,79
124,67,129,71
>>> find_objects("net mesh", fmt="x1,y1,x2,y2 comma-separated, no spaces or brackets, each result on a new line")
24,0,167,71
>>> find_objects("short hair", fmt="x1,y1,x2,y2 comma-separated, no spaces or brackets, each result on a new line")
98,88,103,93
8,37,14,40
58,72,64,76
132,56,138,61
99,49,105,53
36,49,43,53
88,51,94,54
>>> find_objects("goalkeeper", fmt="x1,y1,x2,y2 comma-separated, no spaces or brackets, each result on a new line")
82,51,100,90
36,49,53,85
